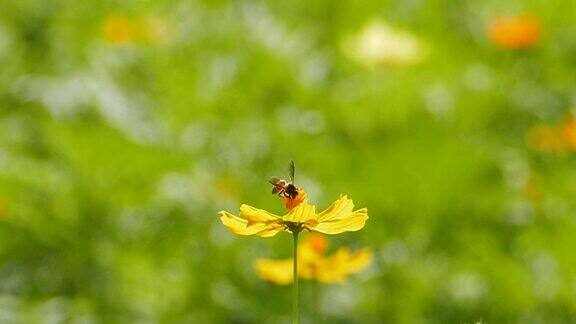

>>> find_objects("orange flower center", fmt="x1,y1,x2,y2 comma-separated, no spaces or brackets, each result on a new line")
307,234,328,255
282,189,306,211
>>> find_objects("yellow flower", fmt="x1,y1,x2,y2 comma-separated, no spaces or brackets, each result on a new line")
256,235,373,285
219,193,368,237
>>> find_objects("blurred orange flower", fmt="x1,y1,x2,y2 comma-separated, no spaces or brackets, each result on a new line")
255,234,373,285
527,125,565,152
527,114,576,152
560,115,576,150
488,14,541,49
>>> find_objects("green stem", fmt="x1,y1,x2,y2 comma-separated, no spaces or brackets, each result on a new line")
312,279,321,323
292,230,300,324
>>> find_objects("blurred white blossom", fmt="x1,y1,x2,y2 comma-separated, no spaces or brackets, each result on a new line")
342,20,426,68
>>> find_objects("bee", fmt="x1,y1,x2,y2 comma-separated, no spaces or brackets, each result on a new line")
269,161,299,199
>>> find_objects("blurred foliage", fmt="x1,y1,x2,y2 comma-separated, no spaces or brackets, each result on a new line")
1,0,576,323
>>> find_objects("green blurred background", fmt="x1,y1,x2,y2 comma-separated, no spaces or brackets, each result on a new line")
1,0,576,322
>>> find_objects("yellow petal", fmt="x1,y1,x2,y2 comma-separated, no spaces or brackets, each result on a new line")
313,208,368,234
344,247,373,273
316,271,346,284
219,211,271,236
255,258,294,285
316,247,373,283
299,240,323,263
316,195,355,222
239,204,281,225
256,224,285,237
316,249,350,283
282,201,317,223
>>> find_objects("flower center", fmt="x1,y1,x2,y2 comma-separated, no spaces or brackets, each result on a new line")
307,235,328,255
282,189,306,211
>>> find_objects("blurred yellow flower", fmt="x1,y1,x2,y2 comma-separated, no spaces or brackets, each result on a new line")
219,193,368,237
256,234,372,285
102,14,173,45
341,20,426,68
102,14,135,45
488,14,541,50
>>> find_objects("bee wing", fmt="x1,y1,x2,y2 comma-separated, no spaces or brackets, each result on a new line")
272,186,282,194
288,161,295,183
269,177,281,185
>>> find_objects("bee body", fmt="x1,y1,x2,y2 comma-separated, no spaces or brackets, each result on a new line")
284,183,298,199
269,161,299,199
